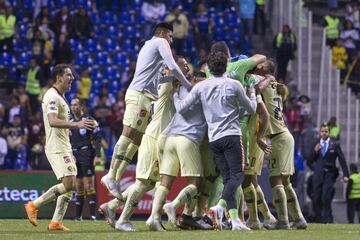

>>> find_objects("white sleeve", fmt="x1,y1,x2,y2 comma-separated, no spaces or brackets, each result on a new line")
234,81,257,114
157,39,192,89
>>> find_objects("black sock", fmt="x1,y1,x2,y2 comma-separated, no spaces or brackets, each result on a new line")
75,193,85,219
87,191,97,217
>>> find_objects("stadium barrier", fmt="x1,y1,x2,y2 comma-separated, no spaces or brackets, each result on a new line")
0,170,188,219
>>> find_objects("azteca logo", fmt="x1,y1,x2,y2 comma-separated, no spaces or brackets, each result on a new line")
0,187,45,202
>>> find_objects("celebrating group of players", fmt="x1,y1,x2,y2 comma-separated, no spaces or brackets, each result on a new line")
24,22,307,232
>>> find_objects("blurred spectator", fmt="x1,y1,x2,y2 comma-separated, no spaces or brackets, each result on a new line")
73,6,95,40
346,163,360,224
141,0,167,40
254,0,266,36
39,17,55,44
345,50,360,95
238,0,255,49
53,33,73,64
0,126,7,169
52,5,73,38
345,2,359,26
91,94,112,148
340,20,359,61
328,116,340,140
2,115,28,169
6,95,28,125
37,78,54,105
285,96,301,131
0,101,4,125
13,84,31,115
91,85,115,108
35,6,50,24
77,68,92,102
0,0,7,11
331,38,348,73
165,3,189,56
273,24,297,82
25,58,43,114
327,0,338,9
27,111,44,168
322,8,340,47
298,95,311,118
192,3,213,52
193,48,207,67
0,6,16,52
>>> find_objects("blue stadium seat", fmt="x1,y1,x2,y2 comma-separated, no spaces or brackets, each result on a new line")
113,52,129,67
23,0,35,9
89,12,99,24
131,0,143,11
109,79,120,93
76,52,91,66
17,52,30,66
213,15,225,27
13,38,24,52
107,25,120,38
118,12,133,25
69,38,83,51
102,11,117,25
90,67,100,79
213,27,223,41
226,12,240,27
103,38,119,51
103,67,117,80
94,52,111,66
124,26,137,39
122,39,137,53
85,38,99,51
231,28,242,42
56,0,71,7
19,24,28,38
92,80,101,93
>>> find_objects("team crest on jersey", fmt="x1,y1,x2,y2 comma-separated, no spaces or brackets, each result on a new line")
67,166,73,172
137,119,142,126
80,128,87,135
139,109,147,117
49,100,56,105
64,156,71,164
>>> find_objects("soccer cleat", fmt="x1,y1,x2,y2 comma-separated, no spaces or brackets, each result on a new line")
246,219,262,230
98,202,116,228
24,201,38,226
146,216,166,231
202,214,213,226
115,221,137,232
263,215,278,229
163,203,177,228
90,216,96,221
232,218,251,231
74,216,83,221
101,174,123,200
209,205,224,231
48,221,70,231
195,218,213,230
265,220,291,230
291,218,308,230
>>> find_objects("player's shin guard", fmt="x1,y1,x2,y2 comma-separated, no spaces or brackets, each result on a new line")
33,183,67,208
52,191,72,222
87,190,97,218
115,143,139,181
272,185,288,222
255,185,273,220
151,185,169,221
118,179,154,223
172,184,198,209
207,176,224,208
108,136,132,180
284,184,304,221
243,184,258,221
75,192,85,219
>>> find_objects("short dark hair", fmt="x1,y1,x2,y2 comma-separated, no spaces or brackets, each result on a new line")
153,22,173,35
320,122,329,130
71,97,84,106
210,41,229,56
207,52,227,76
52,64,72,82
350,163,358,173
194,71,207,78
174,55,185,63
264,59,276,75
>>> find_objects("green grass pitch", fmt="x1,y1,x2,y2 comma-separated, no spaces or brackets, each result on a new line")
1,220,360,240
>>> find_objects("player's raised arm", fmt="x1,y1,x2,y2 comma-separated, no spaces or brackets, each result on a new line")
157,38,192,90
256,98,272,154
250,54,266,66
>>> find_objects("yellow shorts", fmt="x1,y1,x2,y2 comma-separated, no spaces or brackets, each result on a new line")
46,151,77,180
123,90,152,133
268,131,295,176
200,140,217,177
136,135,160,181
159,135,203,177
245,140,265,176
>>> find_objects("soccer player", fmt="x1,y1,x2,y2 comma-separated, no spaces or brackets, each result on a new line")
259,60,307,229
146,70,207,231
70,97,101,221
241,73,277,229
174,51,257,231
24,64,95,231
102,22,191,200
99,56,190,230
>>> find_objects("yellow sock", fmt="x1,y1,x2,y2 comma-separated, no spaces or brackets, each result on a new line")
108,136,132,180
243,184,258,221
51,191,72,222
115,143,139,181
33,183,67,208
284,184,304,221
151,185,169,221
255,185,272,220
272,185,288,222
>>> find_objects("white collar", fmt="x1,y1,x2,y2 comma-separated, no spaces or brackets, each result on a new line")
321,138,330,145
